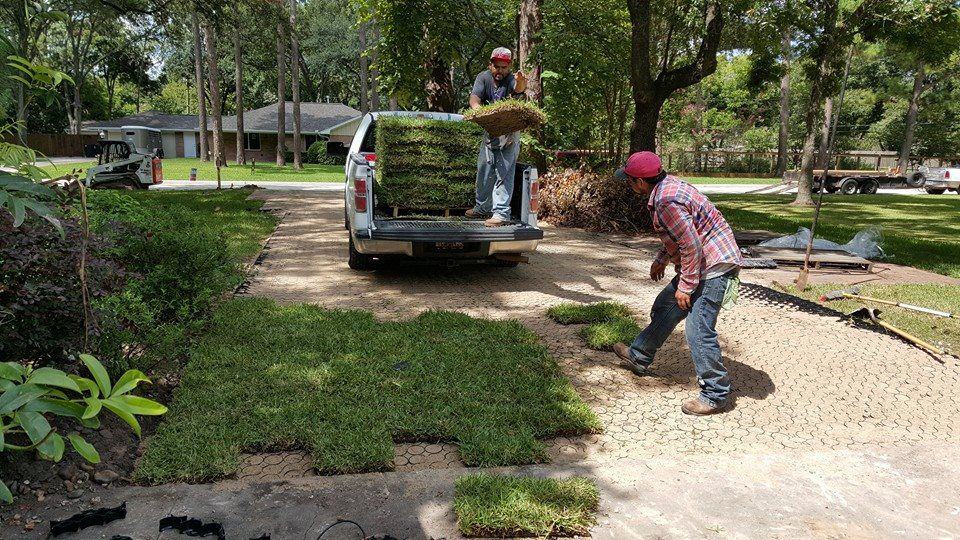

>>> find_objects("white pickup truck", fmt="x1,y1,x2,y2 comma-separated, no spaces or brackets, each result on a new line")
340,111,543,270
918,163,960,194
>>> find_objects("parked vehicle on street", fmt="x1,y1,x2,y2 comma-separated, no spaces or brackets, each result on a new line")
82,140,163,190
917,164,960,195
338,111,543,270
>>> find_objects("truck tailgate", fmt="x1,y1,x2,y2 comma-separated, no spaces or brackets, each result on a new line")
369,219,543,242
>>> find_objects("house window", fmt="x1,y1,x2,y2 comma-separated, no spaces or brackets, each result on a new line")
244,133,261,150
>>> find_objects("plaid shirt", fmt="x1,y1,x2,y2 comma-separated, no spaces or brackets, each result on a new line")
649,176,742,294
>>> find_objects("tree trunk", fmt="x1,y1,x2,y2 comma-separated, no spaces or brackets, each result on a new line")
276,21,286,166
629,98,664,152
357,22,370,114
898,62,925,173
817,96,833,170
203,22,225,167
389,96,398,110
776,28,791,176
15,83,27,142
424,52,455,112
518,0,545,170
192,10,209,162
290,0,302,170
234,17,245,165
369,22,382,111
71,83,83,135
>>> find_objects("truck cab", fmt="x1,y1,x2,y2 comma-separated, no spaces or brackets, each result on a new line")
341,111,543,270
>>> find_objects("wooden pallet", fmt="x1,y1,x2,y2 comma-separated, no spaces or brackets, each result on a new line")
748,246,873,272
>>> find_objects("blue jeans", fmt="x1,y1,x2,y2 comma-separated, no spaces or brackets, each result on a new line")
628,272,735,407
474,133,520,220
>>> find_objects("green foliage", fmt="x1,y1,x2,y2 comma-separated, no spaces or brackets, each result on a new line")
548,302,640,351
0,354,167,503
136,298,600,482
454,474,599,537
307,140,345,165
375,116,483,209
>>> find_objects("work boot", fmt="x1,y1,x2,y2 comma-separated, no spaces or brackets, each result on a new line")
613,343,647,376
465,209,487,219
681,397,725,416
484,216,508,227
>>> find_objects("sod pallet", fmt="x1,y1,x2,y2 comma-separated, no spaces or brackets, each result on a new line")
463,99,547,138
375,116,484,211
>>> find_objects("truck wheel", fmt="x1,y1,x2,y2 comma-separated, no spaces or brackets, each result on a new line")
860,179,879,195
925,188,946,195
907,172,926,188
839,178,859,195
348,236,375,270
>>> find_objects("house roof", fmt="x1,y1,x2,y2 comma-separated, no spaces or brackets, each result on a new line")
221,102,361,134
82,111,200,132
82,102,361,135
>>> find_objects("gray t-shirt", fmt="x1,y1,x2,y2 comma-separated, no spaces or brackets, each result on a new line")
471,70,516,105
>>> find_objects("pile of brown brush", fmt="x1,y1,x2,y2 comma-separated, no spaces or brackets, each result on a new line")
538,168,652,233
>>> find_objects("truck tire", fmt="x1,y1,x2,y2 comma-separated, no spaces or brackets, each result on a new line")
348,236,375,270
907,172,926,188
859,179,879,195
839,178,859,195
925,188,946,195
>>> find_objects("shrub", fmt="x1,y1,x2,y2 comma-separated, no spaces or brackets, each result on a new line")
0,214,125,365
307,141,345,165
539,168,652,233
0,354,167,503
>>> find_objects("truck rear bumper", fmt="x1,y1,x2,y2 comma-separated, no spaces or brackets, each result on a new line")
354,237,540,257
366,220,544,242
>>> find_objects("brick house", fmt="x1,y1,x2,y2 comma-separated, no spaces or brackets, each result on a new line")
81,102,361,161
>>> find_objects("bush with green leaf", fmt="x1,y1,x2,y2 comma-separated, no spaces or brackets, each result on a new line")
0,354,167,503
306,141,345,165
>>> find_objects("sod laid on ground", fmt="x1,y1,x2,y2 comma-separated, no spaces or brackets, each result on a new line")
136,298,600,482
375,116,484,210
548,302,642,351
455,474,599,537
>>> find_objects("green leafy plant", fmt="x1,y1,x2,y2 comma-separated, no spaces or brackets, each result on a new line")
0,354,167,503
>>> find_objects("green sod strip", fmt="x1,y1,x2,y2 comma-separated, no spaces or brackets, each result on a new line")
547,301,634,325
579,318,642,351
136,298,600,483
455,474,599,538
375,116,484,209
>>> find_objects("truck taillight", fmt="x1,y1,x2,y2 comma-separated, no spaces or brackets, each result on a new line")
363,153,376,162
354,178,368,213
529,179,539,213
946,170,951,179
151,157,163,184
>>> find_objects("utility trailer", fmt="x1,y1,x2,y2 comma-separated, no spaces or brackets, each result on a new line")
808,168,925,195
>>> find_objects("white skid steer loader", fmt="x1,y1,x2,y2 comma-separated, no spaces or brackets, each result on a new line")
82,139,163,190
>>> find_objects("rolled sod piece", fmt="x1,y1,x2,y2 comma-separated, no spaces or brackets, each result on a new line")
375,116,485,210
463,99,547,138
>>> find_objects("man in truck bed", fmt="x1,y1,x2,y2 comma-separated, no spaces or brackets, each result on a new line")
465,47,527,227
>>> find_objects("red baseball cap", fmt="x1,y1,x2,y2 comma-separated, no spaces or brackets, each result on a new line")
615,151,663,181
490,47,512,63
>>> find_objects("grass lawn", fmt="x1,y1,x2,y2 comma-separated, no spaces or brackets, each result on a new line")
136,298,600,483
548,302,642,351
41,158,343,182
117,188,277,259
783,283,960,355
711,194,960,278
454,474,599,537
684,176,778,185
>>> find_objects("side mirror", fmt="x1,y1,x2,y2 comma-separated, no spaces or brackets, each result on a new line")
326,141,348,156
84,144,102,158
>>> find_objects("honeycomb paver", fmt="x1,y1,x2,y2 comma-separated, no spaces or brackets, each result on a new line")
237,451,316,482
243,191,960,470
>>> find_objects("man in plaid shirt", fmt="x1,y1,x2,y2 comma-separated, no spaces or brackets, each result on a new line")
612,151,742,416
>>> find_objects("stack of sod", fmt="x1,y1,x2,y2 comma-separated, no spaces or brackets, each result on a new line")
547,301,642,351
463,99,547,138
375,116,484,210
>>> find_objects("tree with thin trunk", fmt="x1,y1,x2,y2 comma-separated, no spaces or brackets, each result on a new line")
276,20,287,166
897,64,925,172
290,0,302,170
357,22,371,114
776,28,792,176
518,0,545,169
625,0,730,152
816,96,833,170
369,21,382,110
203,21,226,168
192,9,209,162
234,5,246,165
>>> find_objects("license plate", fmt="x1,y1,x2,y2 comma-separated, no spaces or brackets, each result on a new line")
434,242,465,251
